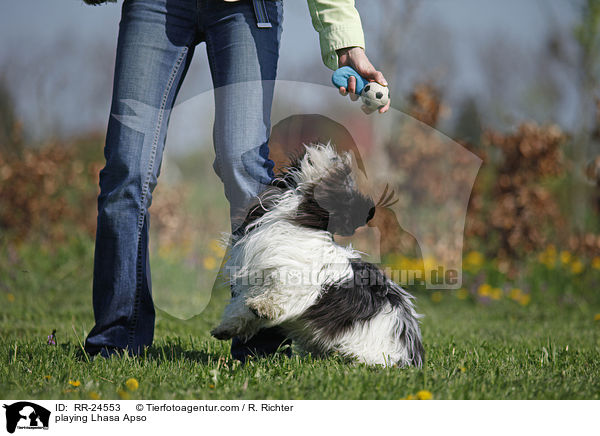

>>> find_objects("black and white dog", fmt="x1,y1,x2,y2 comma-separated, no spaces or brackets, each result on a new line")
211,144,424,367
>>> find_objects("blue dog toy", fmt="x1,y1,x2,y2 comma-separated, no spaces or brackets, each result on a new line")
331,66,370,95
332,66,390,110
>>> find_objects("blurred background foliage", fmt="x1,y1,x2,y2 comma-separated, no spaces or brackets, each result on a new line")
0,0,599,310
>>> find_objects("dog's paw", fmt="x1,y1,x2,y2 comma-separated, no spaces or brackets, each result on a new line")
246,296,283,320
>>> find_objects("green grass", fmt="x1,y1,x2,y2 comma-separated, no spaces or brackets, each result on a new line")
1,236,599,400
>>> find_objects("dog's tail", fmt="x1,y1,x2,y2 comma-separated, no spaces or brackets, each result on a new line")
407,331,425,368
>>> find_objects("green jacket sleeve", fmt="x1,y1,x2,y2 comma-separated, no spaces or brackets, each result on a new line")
307,0,366,70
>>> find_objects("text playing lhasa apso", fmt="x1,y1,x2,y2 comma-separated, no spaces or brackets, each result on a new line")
211,144,424,367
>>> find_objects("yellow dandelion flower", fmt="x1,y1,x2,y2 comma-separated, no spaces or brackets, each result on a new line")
416,390,433,400
518,294,531,306
6,293,15,302
125,378,139,391
209,239,226,257
509,288,522,300
460,366,466,373
44,375,52,380
394,256,423,277
422,256,437,275
464,251,484,272
570,259,584,275
592,257,600,270
456,288,469,300
560,250,571,265
490,287,503,300
542,257,556,269
88,392,100,400
68,380,81,387
203,256,217,270
209,384,215,389
477,283,492,297
117,388,130,400
594,313,600,322
431,291,443,303
538,245,557,269
536,251,545,263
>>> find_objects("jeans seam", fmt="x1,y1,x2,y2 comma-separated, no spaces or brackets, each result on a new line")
205,32,225,180
127,45,189,350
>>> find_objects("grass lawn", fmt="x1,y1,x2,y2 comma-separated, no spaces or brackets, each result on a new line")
1,236,599,400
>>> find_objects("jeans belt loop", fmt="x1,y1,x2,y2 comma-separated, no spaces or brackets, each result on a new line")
252,0,272,28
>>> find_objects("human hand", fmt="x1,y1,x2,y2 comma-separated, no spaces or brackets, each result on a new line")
336,47,390,114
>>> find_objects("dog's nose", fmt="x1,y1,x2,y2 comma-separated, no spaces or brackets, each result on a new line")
366,206,376,223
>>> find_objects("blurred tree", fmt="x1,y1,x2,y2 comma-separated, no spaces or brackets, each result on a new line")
575,0,600,97
454,97,483,146
360,0,421,85
358,0,456,113
0,76,23,157
572,0,600,231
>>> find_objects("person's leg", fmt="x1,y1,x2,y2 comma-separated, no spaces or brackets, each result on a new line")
203,0,281,229
202,0,290,361
85,0,199,357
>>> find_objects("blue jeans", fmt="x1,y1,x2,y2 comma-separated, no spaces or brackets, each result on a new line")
85,0,286,357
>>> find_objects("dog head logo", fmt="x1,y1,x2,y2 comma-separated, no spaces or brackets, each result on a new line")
3,402,50,434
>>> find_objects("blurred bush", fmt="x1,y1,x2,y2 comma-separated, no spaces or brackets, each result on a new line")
380,83,600,269
468,123,567,259
0,132,200,249
0,136,102,243
1,82,598,275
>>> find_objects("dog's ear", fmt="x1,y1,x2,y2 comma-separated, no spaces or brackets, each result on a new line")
270,177,290,190
285,150,306,173
271,169,298,189
295,189,330,231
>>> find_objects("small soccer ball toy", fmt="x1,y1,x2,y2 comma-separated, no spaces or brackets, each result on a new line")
331,66,390,110
360,82,390,110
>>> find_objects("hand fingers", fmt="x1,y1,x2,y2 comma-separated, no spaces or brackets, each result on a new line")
339,86,358,101
347,75,357,95
379,100,391,114
368,70,388,86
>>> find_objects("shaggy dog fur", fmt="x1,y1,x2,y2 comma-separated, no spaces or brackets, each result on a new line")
211,144,424,367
